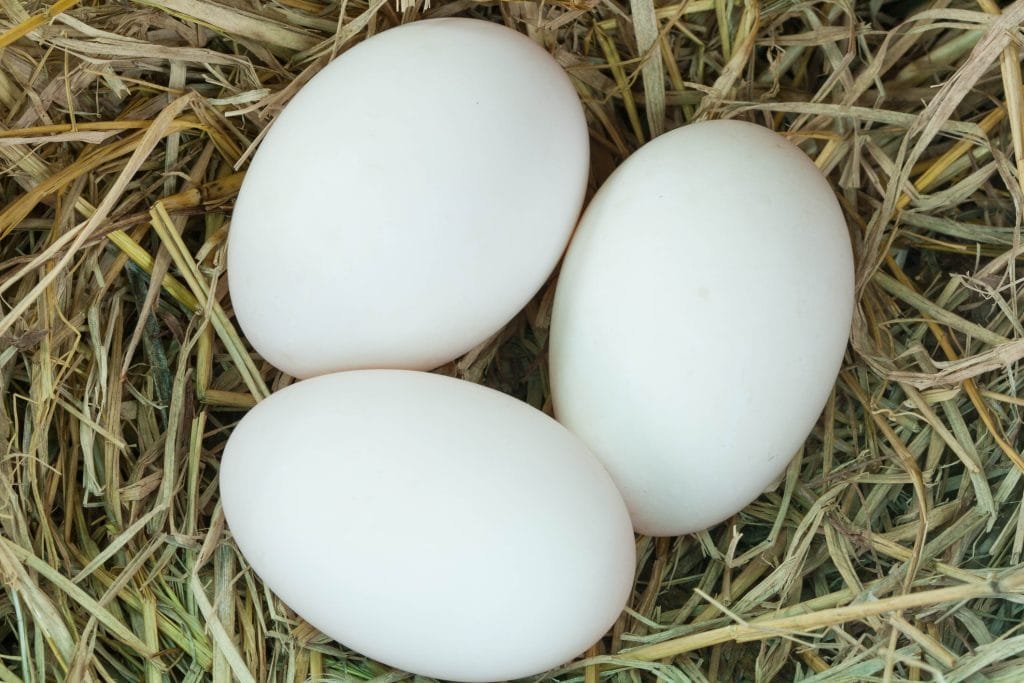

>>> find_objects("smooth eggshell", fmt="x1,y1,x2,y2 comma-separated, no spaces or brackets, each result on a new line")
549,120,855,537
220,370,635,682
228,18,589,379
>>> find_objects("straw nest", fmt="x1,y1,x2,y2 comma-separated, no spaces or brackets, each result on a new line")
2,0,1024,680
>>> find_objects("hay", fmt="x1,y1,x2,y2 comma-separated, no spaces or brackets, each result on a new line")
1,0,1023,680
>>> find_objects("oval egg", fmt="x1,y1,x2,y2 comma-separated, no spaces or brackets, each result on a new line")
220,370,636,682
228,18,589,378
549,120,855,537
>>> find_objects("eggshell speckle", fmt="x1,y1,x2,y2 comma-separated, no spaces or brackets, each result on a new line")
220,370,636,682
227,18,589,378
549,120,855,537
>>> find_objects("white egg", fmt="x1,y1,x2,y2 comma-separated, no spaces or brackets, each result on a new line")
228,18,589,379
549,120,855,537
220,370,635,682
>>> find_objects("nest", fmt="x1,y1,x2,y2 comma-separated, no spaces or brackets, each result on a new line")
2,0,1024,680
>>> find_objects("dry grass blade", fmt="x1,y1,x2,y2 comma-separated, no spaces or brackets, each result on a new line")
628,0,666,137
3,0,1024,680
129,0,319,53
0,0,80,49
623,570,1024,660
